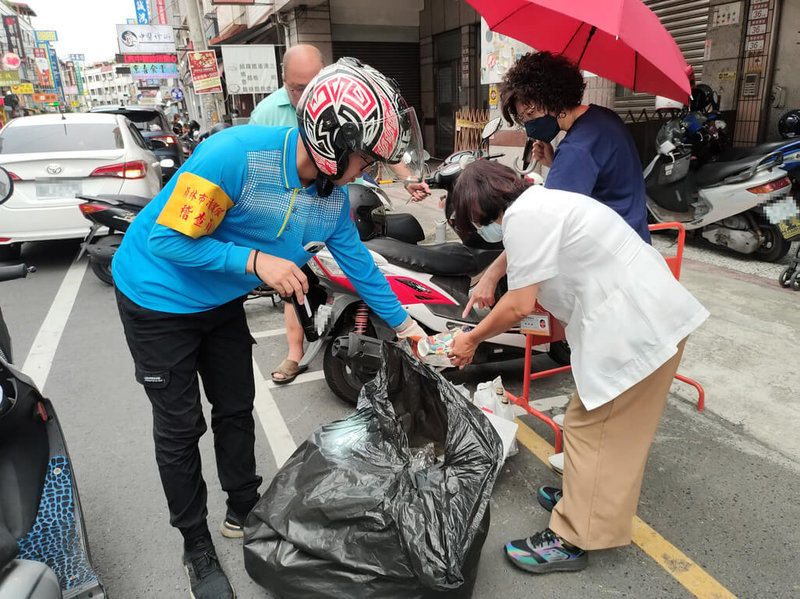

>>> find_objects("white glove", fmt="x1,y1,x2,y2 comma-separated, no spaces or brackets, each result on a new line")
394,316,426,340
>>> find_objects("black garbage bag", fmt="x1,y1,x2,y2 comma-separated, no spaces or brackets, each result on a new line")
244,342,503,598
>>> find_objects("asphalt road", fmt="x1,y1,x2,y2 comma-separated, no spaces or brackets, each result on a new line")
2,237,799,599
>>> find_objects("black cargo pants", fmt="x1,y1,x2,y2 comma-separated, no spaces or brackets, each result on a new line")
115,288,262,543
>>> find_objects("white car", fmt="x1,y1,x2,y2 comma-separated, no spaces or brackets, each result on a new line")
0,112,163,260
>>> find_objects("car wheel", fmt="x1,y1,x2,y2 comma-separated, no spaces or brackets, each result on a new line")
0,243,21,261
90,259,114,285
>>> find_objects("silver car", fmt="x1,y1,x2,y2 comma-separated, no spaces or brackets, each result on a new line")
0,112,163,260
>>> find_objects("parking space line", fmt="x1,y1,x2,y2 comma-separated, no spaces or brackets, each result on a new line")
514,419,737,599
265,369,326,389
22,259,87,390
252,358,297,468
251,328,287,339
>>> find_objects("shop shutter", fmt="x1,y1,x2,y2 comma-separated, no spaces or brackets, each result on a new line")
614,0,710,120
332,41,421,115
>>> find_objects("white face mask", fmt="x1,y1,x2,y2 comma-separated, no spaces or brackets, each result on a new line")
474,221,503,243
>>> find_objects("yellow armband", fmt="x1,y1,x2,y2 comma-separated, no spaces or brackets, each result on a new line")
155,172,234,238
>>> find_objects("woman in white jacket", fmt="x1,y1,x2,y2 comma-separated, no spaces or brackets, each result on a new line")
447,160,709,576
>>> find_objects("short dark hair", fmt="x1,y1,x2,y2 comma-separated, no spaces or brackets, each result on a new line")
449,160,531,236
500,51,586,126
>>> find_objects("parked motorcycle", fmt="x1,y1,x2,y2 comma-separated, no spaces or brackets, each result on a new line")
292,120,568,403
644,116,800,261
77,193,152,285
0,169,106,599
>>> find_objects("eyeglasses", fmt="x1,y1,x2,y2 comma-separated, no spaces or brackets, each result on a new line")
513,103,541,126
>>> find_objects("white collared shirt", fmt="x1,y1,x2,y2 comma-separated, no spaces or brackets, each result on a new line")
503,185,709,410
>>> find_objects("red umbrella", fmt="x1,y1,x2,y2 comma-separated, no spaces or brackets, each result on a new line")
467,0,691,103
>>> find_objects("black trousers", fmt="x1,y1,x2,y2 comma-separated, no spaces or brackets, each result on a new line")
115,288,262,542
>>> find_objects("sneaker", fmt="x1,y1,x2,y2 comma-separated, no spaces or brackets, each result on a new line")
183,540,235,599
220,508,246,539
537,486,563,512
505,529,587,574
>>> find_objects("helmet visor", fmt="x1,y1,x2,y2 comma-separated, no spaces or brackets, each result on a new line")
365,107,426,185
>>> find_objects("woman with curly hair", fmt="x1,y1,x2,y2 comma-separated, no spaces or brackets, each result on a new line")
447,160,708,575
466,51,650,313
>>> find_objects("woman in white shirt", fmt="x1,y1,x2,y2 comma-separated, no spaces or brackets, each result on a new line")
447,160,708,575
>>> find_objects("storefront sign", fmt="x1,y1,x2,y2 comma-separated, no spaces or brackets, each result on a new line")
3,16,25,58
33,93,58,103
11,83,33,94
134,0,149,24
116,53,177,64
188,50,222,94
130,62,178,79
116,24,175,54
0,70,20,85
220,44,278,94
34,30,58,43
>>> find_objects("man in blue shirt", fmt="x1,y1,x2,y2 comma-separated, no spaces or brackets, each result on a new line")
113,58,426,599
249,44,324,128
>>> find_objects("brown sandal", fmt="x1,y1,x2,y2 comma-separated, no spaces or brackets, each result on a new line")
271,358,306,384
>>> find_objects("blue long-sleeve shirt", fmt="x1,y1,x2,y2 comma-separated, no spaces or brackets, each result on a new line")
112,125,407,327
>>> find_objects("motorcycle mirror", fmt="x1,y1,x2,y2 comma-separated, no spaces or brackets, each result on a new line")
481,117,503,140
458,153,477,170
160,158,176,169
0,167,14,206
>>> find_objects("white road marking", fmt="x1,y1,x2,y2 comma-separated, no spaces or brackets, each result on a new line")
265,368,326,389
252,357,298,467
22,259,87,390
251,328,287,339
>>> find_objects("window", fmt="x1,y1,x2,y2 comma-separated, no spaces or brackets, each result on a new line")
0,123,125,153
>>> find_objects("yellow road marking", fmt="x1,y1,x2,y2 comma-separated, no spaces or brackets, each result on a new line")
514,417,737,599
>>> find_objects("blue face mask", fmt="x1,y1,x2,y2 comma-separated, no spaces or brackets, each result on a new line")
524,114,560,143
475,221,503,243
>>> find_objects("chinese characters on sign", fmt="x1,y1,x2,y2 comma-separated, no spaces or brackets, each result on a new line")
135,0,150,24
188,51,222,94
116,24,175,54
220,45,279,94
129,63,178,79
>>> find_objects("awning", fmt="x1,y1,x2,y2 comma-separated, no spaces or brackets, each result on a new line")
209,23,247,46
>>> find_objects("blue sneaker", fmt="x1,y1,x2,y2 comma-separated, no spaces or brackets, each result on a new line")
505,529,587,574
537,486,562,512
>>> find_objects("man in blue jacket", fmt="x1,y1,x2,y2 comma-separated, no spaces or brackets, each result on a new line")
113,57,426,599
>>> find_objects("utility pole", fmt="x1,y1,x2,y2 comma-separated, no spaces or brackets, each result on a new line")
183,0,224,130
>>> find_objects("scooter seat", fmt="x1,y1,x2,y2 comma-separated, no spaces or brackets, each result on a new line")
694,153,778,188
364,238,502,277
719,140,789,162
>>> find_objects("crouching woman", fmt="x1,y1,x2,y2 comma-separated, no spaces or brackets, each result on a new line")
447,160,709,575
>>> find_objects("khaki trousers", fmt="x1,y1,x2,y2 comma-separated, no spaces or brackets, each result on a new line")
549,338,687,550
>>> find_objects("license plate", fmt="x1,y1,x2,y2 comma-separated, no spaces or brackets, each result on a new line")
779,215,800,240
35,178,83,200
762,195,799,225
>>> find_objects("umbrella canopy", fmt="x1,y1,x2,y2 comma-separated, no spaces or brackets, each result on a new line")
467,0,691,104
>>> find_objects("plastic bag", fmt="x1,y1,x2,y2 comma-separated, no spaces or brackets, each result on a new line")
473,376,519,459
244,342,504,599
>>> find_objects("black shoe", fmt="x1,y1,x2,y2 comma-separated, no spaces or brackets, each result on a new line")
220,508,246,539
537,486,563,512
183,539,235,599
